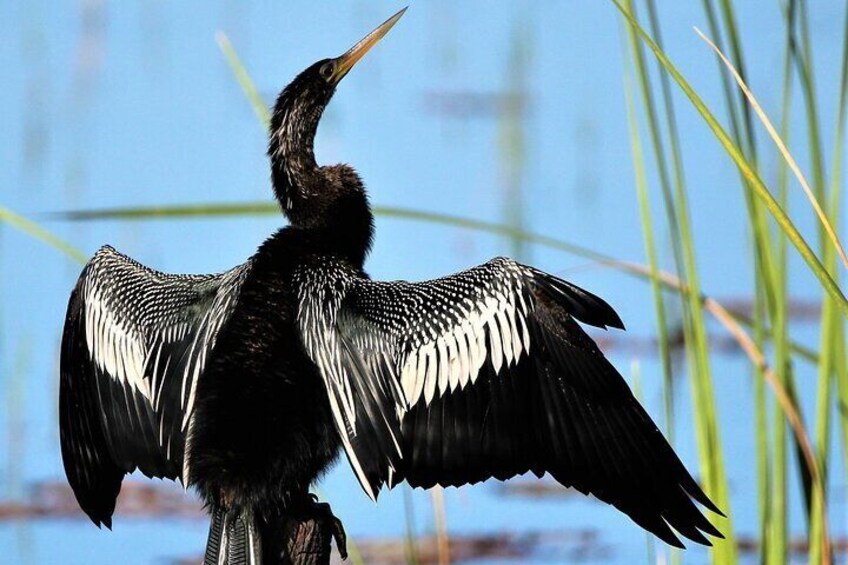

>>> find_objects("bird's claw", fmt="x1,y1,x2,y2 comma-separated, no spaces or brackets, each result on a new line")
327,509,347,560
293,495,348,560
310,500,347,560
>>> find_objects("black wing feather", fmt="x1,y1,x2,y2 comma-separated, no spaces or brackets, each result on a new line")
60,281,123,527
59,246,249,526
296,256,722,547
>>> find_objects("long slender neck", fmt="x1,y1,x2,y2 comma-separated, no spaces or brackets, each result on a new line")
268,92,323,211
266,81,373,268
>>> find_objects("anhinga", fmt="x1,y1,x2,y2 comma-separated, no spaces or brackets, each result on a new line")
60,8,723,564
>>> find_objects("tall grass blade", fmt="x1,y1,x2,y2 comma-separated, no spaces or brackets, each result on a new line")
793,1,827,244
808,2,848,562
623,3,734,561
630,360,659,565
700,24,780,553
696,28,848,270
61,201,280,220
626,0,683,460
0,207,87,264
828,1,848,489
622,0,686,286
811,300,835,565
431,487,449,565
768,4,796,560
610,0,848,318
623,63,675,447
699,7,791,561
216,32,271,129
498,22,530,261
711,0,759,161
702,281,823,513
403,486,420,565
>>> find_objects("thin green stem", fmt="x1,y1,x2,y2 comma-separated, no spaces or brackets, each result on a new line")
611,0,848,318
216,32,271,128
624,2,675,447
56,200,823,365
0,207,87,264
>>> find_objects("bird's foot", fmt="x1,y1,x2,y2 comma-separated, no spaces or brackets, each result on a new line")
287,494,348,561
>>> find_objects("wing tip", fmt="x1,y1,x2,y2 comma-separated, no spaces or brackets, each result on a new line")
706,500,726,518
683,477,725,518
664,483,724,547
524,266,625,330
607,310,626,331
604,311,626,331
85,509,113,530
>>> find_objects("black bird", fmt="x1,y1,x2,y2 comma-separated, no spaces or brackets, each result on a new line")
60,8,723,564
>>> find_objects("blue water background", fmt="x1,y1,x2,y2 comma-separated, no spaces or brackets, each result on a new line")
1,2,846,563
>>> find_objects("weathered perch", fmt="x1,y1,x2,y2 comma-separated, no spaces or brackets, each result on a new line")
272,506,347,565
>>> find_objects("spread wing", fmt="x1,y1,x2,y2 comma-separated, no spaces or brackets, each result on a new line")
295,257,722,547
59,245,250,527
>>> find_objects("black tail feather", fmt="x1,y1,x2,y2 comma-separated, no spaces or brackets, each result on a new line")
204,506,261,565
204,507,225,565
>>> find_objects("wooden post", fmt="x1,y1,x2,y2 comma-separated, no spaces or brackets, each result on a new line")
266,505,348,565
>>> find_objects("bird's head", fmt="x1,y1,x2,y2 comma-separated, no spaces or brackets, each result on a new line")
268,8,406,224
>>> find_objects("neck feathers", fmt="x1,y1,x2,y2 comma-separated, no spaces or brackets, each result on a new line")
266,77,373,267
268,90,324,211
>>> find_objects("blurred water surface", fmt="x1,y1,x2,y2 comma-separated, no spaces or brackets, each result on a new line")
1,1,846,563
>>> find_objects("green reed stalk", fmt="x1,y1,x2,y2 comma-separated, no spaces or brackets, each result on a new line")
765,3,795,559
809,3,848,562
611,0,847,313
216,32,271,128
624,0,676,450
696,16,777,558
403,486,420,565
701,1,786,557
622,3,735,561
624,63,678,565
0,207,87,264
829,1,848,488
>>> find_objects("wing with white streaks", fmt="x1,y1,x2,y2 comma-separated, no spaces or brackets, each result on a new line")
296,257,722,548
60,245,250,527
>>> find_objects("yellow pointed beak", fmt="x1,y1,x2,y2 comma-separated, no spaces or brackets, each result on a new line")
331,7,407,83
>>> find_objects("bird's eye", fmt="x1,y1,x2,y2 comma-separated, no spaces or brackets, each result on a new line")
319,62,335,81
